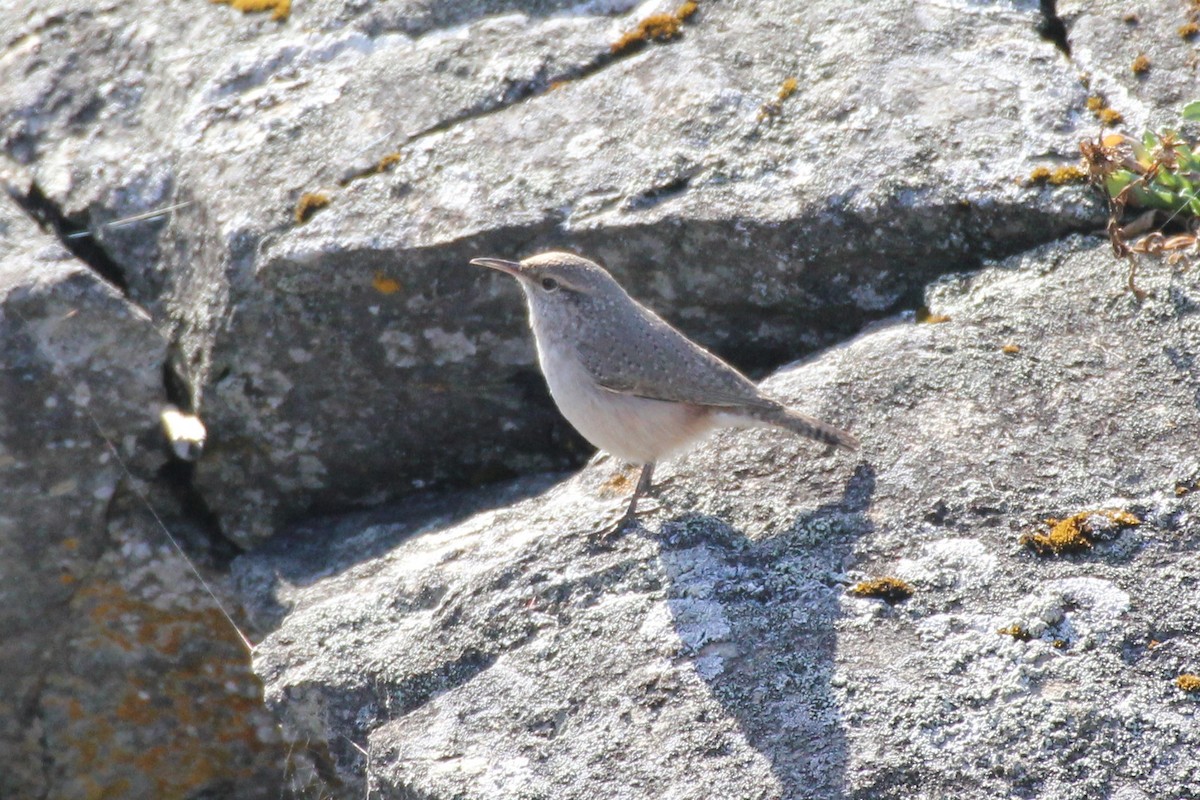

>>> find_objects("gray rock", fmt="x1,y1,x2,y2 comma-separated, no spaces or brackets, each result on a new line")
245,237,1200,799
0,188,160,796
0,0,1105,545
4,0,1197,796
0,187,292,799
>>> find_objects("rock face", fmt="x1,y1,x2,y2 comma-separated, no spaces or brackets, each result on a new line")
3,0,1199,797
0,191,292,798
1,0,1106,545
244,238,1200,799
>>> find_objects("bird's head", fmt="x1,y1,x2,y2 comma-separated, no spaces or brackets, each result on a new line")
471,251,632,334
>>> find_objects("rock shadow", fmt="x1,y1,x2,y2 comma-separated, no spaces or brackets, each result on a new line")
658,463,876,799
231,470,565,629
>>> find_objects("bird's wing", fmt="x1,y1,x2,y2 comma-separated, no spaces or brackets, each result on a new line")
575,300,777,410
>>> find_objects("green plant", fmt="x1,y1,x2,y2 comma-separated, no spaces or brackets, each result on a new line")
1081,102,1200,294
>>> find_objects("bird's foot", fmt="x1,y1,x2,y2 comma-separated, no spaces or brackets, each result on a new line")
583,498,660,551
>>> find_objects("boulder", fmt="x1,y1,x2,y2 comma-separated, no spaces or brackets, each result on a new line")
244,237,1200,799
1,0,1103,545
0,188,290,799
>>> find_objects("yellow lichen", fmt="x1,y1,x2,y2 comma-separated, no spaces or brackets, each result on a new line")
1131,53,1151,74
1180,22,1200,40
849,577,914,604
611,2,699,55
1027,164,1088,186
294,192,331,224
1020,509,1140,555
997,624,1032,640
1177,674,1200,692
1001,343,1021,354
599,465,641,497
210,0,290,21
758,76,800,121
372,272,402,295
338,151,408,186
915,307,951,324
376,152,404,172
1085,95,1124,126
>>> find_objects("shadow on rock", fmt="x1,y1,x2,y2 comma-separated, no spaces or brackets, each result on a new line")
658,464,876,799
232,470,564,629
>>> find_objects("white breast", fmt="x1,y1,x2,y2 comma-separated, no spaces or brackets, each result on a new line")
532,330,716,465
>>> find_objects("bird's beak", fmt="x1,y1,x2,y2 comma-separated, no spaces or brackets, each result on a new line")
469,257,522,278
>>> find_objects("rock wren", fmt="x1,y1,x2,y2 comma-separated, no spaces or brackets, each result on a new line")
471,251,858,525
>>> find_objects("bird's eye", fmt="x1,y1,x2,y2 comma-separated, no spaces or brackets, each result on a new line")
540,277,559,292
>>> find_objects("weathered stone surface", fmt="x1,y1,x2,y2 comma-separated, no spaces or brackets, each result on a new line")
3,0,1197,796
0,189,159,797
244,237,1200,799
1061,0,1200,130
0,0,1106,545
0,188,293,798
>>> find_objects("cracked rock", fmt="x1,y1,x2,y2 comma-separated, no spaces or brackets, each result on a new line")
243,238,1200,799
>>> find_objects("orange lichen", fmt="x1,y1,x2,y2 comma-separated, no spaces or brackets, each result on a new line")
599,466,639,497
1131,54,1151,75
758,76,801,121
1177,674,1200,692
849,577,914,604
1180,22,1200,39
49,579,284,798
997,624,1033,641
372,272,402,295
1026,164,1088,186
611,2,699,55
294,192,331,224
1001,343,1021,354
1020,509,1140,555
915,307,951,324
210,0,290,21
338,151,408,186
1086,95,1123,126
376,152,403,172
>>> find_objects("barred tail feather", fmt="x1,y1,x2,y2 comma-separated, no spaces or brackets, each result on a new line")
754,406,859,451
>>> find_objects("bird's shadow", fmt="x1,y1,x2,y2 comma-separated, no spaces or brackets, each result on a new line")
655,463,876,799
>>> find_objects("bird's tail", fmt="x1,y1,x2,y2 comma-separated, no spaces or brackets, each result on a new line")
747,406,859,451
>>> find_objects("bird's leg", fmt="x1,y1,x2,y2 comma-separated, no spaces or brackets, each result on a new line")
618,462,655,529
585,462,656,548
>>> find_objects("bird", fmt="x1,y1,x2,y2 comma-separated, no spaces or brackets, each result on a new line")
471,251,858,528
